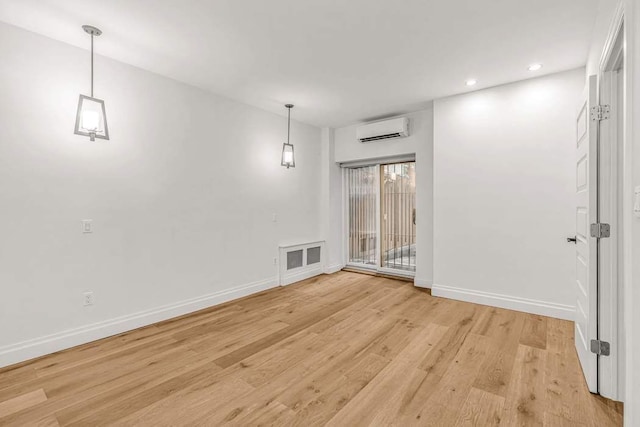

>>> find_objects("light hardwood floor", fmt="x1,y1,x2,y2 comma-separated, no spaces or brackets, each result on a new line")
0,272,623,426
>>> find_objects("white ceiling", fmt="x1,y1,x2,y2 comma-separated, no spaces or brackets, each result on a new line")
0,0,599,127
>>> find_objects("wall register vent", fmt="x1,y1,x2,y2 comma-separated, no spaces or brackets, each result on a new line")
279,241,325,286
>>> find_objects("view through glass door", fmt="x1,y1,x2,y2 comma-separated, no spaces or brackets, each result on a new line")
346,161,416,275
346,165,378,266
381,162,416,272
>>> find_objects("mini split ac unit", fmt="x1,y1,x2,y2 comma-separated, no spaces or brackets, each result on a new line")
356,117,409,143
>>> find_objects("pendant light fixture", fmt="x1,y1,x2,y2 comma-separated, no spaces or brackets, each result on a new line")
74,25,109,141
281,104,295,168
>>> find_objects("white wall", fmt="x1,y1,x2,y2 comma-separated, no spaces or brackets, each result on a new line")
0,22,322,367
320,128,344,273
334,109,430,164
320,127,344,272
333,109,434,286
432,69,585,320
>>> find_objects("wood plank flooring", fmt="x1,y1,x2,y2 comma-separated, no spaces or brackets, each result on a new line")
0,271,623,426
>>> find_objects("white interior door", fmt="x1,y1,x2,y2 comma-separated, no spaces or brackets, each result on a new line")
575,75,598,393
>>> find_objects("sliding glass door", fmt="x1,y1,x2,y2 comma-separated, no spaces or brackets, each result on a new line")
346,166,378,266
381,162,416,272
345,161,416,275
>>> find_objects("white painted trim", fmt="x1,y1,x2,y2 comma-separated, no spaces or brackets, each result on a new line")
621,1,638,422
413,277,432,288
598,2,625,73
323,263,344,274
431,284,575,321
0,277,277,369
279,266,324,286
598,13,626,401
278,240,325,249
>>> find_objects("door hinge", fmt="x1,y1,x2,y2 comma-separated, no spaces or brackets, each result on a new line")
590,105,610,121
590,339,611,356
590,223,610,238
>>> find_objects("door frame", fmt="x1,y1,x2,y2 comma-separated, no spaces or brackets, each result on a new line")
379,161,417,276
341,157,417,279
596,3,625,401
575,74,599,393
342,164,380,272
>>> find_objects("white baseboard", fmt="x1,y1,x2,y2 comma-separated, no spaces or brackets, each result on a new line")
431,284,575,321
323,263,344,274
0,277,278,369
280,266,324,286
414,277,432,288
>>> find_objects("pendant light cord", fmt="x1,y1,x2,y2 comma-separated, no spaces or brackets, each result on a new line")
90,34,94,97
287,107,291,144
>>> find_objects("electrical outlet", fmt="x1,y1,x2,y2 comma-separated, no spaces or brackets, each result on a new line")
83,291,94,306
82,220,93,233
272,213,278,223
273,257,278,265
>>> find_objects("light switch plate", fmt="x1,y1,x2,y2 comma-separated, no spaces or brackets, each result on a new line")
82,220,93,233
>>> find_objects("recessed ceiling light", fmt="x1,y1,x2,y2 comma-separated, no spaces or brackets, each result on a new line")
465,79,477,86
528,63,543,71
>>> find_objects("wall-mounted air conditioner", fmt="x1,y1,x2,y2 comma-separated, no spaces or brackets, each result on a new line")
356,117,409,143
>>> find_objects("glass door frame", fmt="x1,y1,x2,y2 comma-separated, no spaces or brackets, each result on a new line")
343,164,381,272
342,158,416,279
379,161,416,276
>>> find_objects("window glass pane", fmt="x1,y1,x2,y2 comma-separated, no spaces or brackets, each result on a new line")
346,166,377,265
381,162,416,272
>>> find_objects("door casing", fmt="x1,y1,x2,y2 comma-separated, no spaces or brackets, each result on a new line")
596,7,625,401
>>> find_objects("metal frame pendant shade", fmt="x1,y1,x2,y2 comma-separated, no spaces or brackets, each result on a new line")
74,95,109,141
281,104,295,168
74,25,109,141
